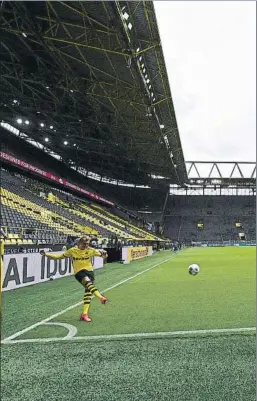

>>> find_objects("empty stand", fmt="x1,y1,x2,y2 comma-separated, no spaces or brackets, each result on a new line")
1,168,164,245
164,196,256,242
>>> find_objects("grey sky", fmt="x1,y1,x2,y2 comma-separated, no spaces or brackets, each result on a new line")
154,1,256,166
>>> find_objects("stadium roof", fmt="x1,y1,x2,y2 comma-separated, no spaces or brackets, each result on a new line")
0,1,187,187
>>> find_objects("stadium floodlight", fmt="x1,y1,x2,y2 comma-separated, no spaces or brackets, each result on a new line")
136,48,140,52
40,123,44,127
17,118,22,124
146,79,150,83
13,99,18,104
149,85,152,89
153,98,156,101
70,90,74,93
22,32,27,37
1,122,19,135
46,86,49,89
64,141,68,145
160,124,165,129
73,143,77,147
128,22,132,30
25,120,29,125
45,137,49,142
123,12,129,20
50,125,53,129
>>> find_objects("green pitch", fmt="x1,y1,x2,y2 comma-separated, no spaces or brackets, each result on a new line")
1,247,256,401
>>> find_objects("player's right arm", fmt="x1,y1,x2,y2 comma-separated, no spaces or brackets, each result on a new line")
40,248,73,260
93,249,108,258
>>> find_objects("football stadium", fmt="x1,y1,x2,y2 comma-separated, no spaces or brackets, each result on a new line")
0,2,255,401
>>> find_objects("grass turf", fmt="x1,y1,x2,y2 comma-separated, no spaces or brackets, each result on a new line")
1,247,256,400
2,336,255,401
2,250,175,339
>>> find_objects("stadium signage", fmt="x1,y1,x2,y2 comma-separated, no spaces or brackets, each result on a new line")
0,152,115,206
131,248,149,259
3,251,104,291
4,247,41,254
122,246,153,263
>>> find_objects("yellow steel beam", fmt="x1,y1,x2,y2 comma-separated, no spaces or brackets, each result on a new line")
42,35,128,56
153,97,171,106
136,43,160,55
35,15,117,36
59,1,112,31
1,27,158,57
54,48,136,88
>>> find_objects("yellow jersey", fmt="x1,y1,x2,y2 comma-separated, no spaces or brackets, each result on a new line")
45,247,103,274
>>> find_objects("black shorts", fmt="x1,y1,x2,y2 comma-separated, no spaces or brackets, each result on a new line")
75,269,95,284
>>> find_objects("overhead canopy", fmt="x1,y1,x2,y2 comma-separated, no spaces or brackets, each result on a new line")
0,1,187,187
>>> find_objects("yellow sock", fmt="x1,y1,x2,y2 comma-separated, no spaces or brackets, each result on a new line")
87,283,102,299
83,291,91,314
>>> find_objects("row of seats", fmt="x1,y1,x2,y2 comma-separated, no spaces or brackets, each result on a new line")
2,174,134,238
1,186,88,245
6,169,162,240
165,215,255,242
1,168,164,244
89,204,162,241
164,195,255,242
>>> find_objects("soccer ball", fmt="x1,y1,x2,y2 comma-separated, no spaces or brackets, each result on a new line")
188,264,200,276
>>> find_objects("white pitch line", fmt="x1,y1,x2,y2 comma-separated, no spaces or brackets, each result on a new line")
3,254,177,342
43,322,78,339
2,327,255,345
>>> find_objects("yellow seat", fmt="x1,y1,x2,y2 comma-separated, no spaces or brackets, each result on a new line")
8,234,16,239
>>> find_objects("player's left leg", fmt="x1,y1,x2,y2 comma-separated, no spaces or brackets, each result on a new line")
75,270,93,322
75,270,107,323
82,276,107,305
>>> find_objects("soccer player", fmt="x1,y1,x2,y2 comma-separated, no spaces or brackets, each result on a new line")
40,236,108,322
